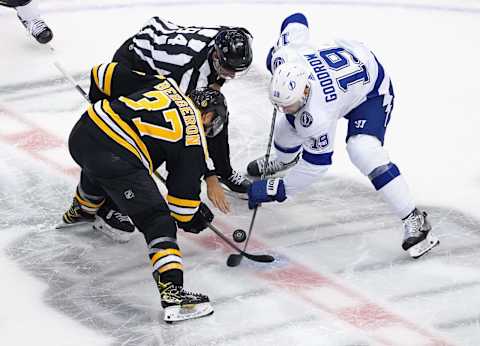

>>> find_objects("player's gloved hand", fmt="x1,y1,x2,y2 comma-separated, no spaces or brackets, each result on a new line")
247,178,287,209
179,202,214,234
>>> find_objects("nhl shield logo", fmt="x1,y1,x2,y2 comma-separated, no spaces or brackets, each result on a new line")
300,111,313,128
124,189,135,200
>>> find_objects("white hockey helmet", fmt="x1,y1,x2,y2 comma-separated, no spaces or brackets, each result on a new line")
269,62,311,115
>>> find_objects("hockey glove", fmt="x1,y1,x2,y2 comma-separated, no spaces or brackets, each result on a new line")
178,202,214,234
248,178,287,210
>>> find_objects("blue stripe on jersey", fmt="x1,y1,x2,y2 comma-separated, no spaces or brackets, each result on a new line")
281,13,309,32
389,81,395,97
266,46,274,73
367,55,385,99
274,141,301,154
302,150,333,165
285,114,296,128
370,163,400,190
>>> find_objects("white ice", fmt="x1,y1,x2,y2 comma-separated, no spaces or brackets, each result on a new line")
0,1,479,345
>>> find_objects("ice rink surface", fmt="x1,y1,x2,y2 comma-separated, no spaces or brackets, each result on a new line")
1,1,479,345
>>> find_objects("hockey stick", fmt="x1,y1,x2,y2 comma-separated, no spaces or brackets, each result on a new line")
206,222,274,263
226,108,277,267
153,173,274,263
47,44,91,103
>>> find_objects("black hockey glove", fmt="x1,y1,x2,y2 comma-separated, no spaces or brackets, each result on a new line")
178,202,214,234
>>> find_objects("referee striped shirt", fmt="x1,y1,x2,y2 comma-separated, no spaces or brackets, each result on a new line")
132,17,228,94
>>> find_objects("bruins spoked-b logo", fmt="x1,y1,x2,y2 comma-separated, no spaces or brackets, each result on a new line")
300,111,313,128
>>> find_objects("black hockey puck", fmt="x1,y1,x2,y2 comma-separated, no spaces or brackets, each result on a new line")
232,229,247,243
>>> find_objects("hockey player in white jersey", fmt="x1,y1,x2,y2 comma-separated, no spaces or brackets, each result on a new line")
247,13,439,259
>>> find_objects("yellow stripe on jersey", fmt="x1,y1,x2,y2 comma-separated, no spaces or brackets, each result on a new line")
102,100,153,173
92,63,117,96
158,262,183,273
150,249,182,266
75,193,104,209
103,63,117,96
170,212,194,223
166,195,201,208
87,106,144,164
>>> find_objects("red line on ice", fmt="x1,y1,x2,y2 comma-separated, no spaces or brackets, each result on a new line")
0,105,454,346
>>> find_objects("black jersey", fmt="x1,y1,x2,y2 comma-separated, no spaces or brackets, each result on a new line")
85,62,210,223
131,17,228,94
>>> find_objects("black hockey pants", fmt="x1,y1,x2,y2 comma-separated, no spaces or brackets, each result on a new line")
68,115,181,284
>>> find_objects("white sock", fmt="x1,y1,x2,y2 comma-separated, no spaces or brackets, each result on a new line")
16,1,41,21
378,175,415,219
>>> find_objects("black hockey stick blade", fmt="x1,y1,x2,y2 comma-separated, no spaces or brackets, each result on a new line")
206,223,274,265
227,251,276,267
226,253,244,267
228,252,274,266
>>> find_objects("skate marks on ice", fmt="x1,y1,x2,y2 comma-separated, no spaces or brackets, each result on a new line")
5,172,480,346
253,175,480,345
0,103,477,345
1,60,478,346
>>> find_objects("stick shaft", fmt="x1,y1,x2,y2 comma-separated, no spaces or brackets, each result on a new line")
240,108,278,252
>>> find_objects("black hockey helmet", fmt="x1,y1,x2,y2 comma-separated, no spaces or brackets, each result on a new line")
213,28,253,78
189,87,228,138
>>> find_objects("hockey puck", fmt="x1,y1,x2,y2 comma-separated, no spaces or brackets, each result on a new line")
232,229,247,243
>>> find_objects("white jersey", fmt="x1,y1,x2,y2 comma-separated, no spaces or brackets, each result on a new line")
268,15,390,196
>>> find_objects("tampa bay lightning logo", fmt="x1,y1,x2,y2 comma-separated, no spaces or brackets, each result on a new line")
273,57,285,69
300,111,313,128
288,80,296,91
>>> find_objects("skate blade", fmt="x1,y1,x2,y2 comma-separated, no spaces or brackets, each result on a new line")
55,221,93,229
164,302,214,323
92,217,134,243
409,233,440,259
222,188,248,200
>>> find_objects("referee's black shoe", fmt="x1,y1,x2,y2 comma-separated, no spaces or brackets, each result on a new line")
219,170,251,193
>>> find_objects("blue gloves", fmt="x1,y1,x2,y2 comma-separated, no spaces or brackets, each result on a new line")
248,178,287,209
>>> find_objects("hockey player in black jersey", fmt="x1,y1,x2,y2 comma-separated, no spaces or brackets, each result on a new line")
1,0,53,44
61,62,226,322
112,17,253,214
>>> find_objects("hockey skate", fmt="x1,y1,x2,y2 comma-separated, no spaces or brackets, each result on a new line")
219,170,251,198
158,281,213,323
17,15,53,44
57,197,95,229
247,154,300,177
93,204,135,243
402,209,439,259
